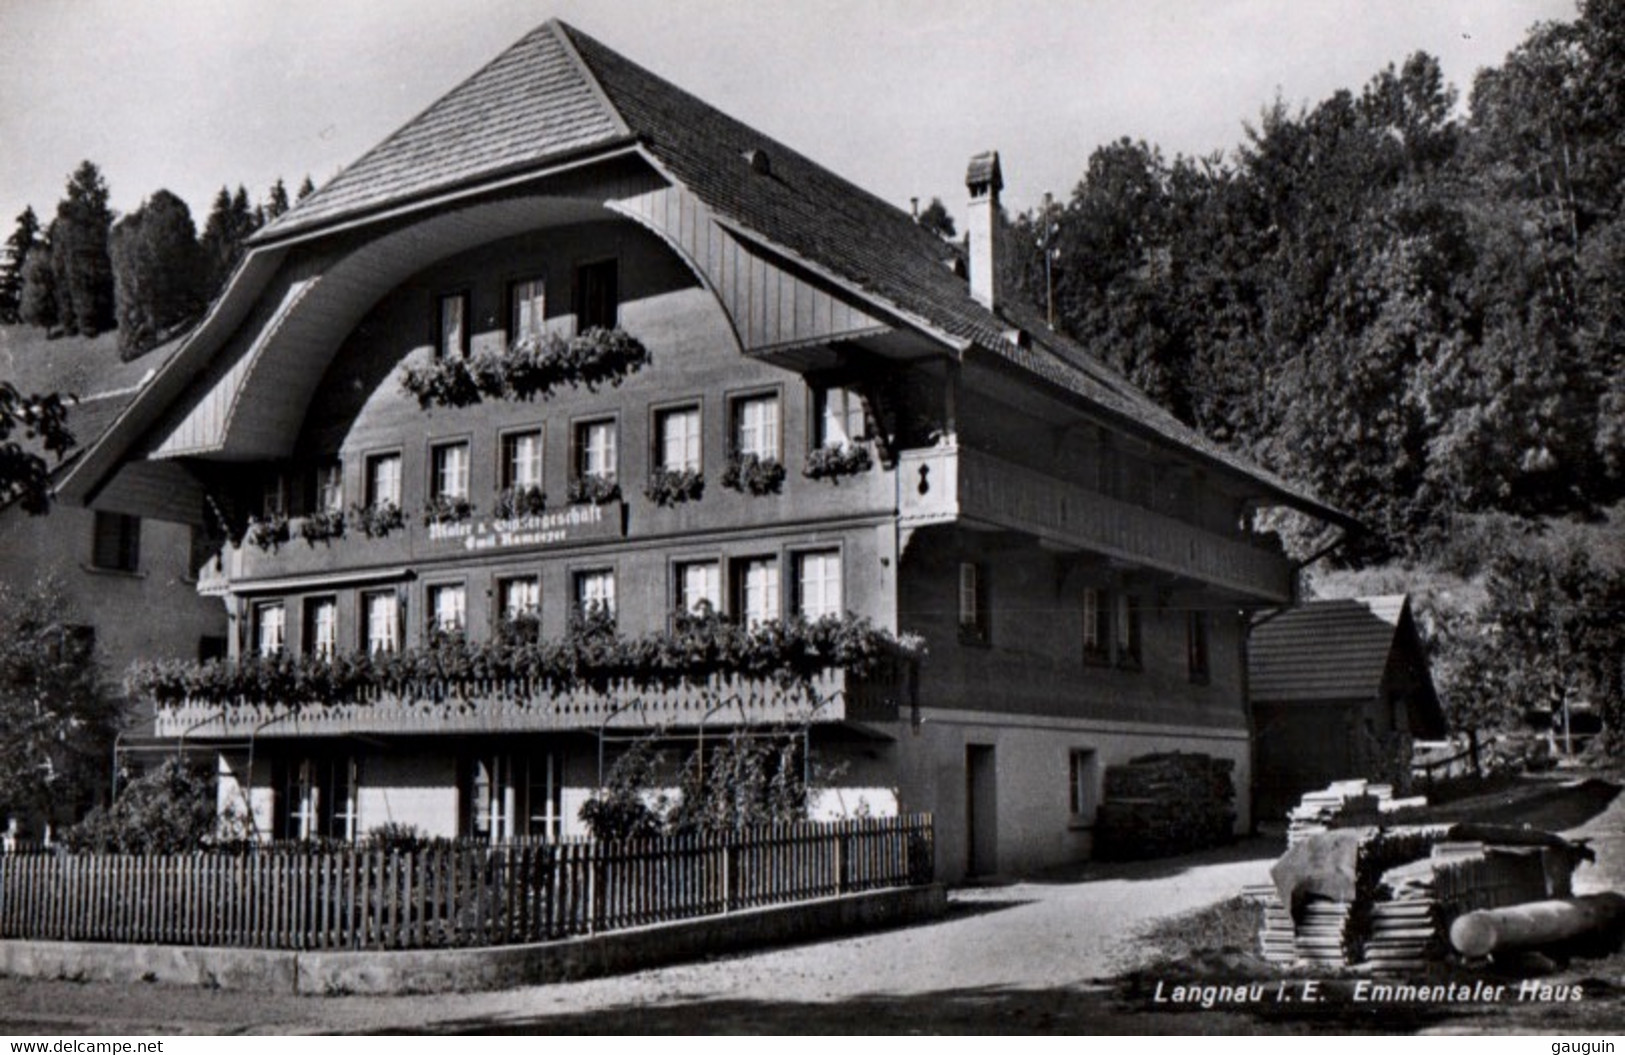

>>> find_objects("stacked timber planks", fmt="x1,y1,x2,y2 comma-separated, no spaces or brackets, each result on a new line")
1366,857,1444,971
1364,899,1442,971
1295,898,1362,965
1094,753,1236,860
1284,781,1430,847
1243,882,1297,965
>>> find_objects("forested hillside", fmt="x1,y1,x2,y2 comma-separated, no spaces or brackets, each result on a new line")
997,1,1625,756
1005,1,1624,566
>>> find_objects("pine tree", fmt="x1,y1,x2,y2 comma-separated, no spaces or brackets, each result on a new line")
47,162,116,337
296,175,316,201
198,184,260,299
0,207,40,324
263,178,290,221
110,189,204,358
17,244,56,330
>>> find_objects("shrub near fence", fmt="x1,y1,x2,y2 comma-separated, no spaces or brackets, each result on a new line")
0,816,933,951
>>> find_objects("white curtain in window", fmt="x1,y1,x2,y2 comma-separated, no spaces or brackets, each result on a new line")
308,598,337,658
364,592,398,654
581,422,617,479
737,397,779,459
796,552,841,619
506,432,542,489
257,603,285,657
512,278,544,339
660,408,701,471
368,454,401,507
578,571,615,615
679,561,721,614
741,558,780,627
430,585,466,632
500,577,540,619
435,444,470,500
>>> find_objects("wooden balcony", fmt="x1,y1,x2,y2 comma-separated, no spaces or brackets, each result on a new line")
154,667,903,739
898,445,1293,602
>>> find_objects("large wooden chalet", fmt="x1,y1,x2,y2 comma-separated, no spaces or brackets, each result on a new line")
60,21,1353,879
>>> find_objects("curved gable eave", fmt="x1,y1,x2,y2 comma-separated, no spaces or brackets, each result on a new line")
150,187,663,465
55,247,289,506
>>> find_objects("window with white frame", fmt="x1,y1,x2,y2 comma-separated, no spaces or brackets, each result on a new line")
575,569,616,618
1082,587,1111,666
462,753,563,842
733,394,780,460
501,430,543,491
255,601,285,657
278,756,359,842
437,292,468,359
363,590,398,654
463,755,509,842
656,406,702,472
815,386,866,448
958,562,988,643
525,753,564,840
427,583,466,635
1068,748,1099,821
575,419,617,482
675,560,721,616
315,462,344,514
510,277,545,340
498,576,540,622
735,557,780,628
795,550,842,620
305,596,337,658
365,452,402,508
432,441,470,501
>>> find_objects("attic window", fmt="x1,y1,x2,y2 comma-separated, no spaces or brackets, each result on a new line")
743,149,771,176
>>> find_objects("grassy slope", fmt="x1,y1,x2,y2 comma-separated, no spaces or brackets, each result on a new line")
0,323,178,397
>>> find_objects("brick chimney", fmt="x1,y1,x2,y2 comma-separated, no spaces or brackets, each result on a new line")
965,150,1003,310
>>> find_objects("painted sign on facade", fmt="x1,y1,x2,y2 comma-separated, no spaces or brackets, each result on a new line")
427,502,625,552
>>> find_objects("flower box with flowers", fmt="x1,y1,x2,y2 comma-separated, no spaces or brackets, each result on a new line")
492,485,547,519
399,327,652,409
567,473,621,505
422,496,475,526
351,501,406,538
297,509,346,545
802,443,873,483
242,514,290,552
721,453,785,496
643,467,705,507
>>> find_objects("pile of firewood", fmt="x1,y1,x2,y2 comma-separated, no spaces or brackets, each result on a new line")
1094,752,1236,860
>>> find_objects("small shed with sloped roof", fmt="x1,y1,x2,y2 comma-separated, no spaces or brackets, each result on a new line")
1248,595,1445,819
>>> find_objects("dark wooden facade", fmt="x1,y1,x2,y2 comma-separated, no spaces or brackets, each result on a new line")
63,21,1350,877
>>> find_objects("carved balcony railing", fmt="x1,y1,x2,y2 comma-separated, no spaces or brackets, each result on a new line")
898,445,1293,602
154,667,904,739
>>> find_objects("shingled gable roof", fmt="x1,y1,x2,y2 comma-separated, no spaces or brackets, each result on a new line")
1249,595,1416,704
249,20,1350,526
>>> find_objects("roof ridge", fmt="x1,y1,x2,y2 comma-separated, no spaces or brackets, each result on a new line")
255,20,621,244
546,20,633,141
556,20,956,262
